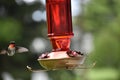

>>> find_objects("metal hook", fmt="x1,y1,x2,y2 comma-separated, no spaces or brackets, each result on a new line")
26,66,48,72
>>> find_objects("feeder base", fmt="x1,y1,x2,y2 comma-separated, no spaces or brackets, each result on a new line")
38,51,85,70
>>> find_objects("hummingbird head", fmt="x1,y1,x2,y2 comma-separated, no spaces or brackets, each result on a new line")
10,41,15,44
9,41,16,48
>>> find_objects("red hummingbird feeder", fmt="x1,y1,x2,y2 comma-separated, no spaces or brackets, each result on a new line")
38,0,86,70
27,0,95,72
46,0,73,52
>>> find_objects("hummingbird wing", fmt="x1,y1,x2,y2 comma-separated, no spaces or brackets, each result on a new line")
16,46,29,53
0,49,7,54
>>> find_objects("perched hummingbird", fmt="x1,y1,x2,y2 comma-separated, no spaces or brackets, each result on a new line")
39,52,49,59
66,50,83,57
0,41,29,56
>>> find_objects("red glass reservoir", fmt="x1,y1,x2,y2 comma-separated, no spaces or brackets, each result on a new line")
46,0,74,51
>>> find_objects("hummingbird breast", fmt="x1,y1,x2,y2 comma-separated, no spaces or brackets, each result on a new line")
7,47,16,56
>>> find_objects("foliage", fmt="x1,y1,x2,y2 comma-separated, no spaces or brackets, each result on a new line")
0,18,22,42
78,0,120,68
75,0,120,79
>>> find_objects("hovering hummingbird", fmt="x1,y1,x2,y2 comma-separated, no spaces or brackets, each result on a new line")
0,41,29,56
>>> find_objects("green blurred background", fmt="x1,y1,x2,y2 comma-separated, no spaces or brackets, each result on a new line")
0,0,120,80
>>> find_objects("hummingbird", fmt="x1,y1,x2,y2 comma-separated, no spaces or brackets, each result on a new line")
0,41,29,56
66,50,84,57
39,52,50,59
